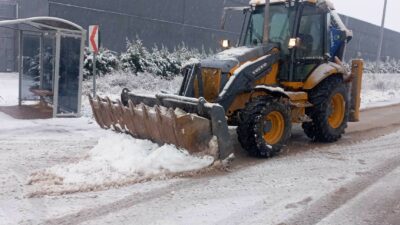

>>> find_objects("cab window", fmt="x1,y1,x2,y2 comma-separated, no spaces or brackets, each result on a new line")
296,5,325,58
294,4,326,81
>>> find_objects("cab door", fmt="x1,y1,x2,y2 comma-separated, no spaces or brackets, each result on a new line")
292,4,327,82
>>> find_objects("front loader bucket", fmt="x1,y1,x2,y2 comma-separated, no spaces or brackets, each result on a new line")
88,91,233,160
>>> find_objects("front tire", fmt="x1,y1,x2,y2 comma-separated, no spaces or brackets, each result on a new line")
302,76,349,142
237,96,292,158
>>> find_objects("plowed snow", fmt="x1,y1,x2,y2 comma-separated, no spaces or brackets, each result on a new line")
27,133,214,197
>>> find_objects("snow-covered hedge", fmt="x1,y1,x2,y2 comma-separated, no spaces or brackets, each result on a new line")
344,60,400,74
363,60,400,74
83,38,210,79
82,71,183,98
83,48,120,79
120,38,209,78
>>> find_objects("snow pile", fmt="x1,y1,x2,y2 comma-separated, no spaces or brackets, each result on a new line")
27,132,214,196
87,38,210,78
361,73,400,109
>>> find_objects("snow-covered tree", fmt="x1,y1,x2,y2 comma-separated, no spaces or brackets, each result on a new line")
120,38,153,73
147,45,180,78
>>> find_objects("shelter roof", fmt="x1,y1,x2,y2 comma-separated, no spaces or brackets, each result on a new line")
0,17,84,32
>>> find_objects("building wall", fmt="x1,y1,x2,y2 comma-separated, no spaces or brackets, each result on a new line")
48,0,247,52
0,0,17,72
17,0,48,18
1,0,400,72
47,0,400,61
341,15,400,61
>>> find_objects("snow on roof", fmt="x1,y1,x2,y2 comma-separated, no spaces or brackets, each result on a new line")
232,53,270,76
214,46,256,61
249,0,285,6
249,0,265,5
0,17,84,33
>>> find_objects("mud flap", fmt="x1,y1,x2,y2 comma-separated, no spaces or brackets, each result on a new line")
88,93,233,160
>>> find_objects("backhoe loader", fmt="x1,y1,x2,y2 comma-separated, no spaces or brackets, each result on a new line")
89,0,363,160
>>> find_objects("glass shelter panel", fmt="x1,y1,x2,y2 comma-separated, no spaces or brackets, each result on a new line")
21,34,40,101
56,36,81,115
41,35,56,96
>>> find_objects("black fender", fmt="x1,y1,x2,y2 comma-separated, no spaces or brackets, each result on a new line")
217,50,280,110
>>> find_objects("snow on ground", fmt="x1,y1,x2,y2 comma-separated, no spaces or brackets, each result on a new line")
1,72,400,224
0,73,19,106
0,72,213,198
1,71,400,197
2,119,400,224
77,130,400,225
360,73,400,109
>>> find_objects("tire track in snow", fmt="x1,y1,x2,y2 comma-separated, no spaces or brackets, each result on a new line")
41,105,400,224
317,166,400,225
282,154,400,225
212,150,400,225
42,179,210,225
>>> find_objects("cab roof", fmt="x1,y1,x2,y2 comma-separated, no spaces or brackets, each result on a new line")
249,0,335,10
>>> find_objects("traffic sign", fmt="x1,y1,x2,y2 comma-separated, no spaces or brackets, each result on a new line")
89,25,100,53
89,25,100,97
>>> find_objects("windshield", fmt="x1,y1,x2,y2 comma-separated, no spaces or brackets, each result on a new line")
242,4,295,54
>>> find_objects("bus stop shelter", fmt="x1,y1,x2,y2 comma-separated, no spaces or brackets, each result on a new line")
0,17,86,118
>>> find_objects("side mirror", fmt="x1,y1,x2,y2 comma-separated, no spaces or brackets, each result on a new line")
221,39,231,49
288,38,301,49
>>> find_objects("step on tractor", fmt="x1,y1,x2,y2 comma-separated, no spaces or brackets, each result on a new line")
89,0,363,160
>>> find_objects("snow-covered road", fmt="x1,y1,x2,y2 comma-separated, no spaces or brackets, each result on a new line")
1,72,400,224
1,111,400,225
64,131,400,225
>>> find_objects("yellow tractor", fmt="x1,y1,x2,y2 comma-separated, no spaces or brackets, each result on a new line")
89,0,363,160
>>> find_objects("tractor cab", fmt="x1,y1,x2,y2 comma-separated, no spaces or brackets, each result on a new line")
235,0,352,83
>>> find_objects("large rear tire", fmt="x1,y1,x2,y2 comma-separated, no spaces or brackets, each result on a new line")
302,76,349,142
237,96,292,158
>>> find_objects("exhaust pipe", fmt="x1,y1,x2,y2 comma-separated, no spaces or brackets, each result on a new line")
263,0,270,43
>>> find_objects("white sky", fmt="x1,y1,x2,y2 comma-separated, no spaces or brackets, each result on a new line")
332,0,400,32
